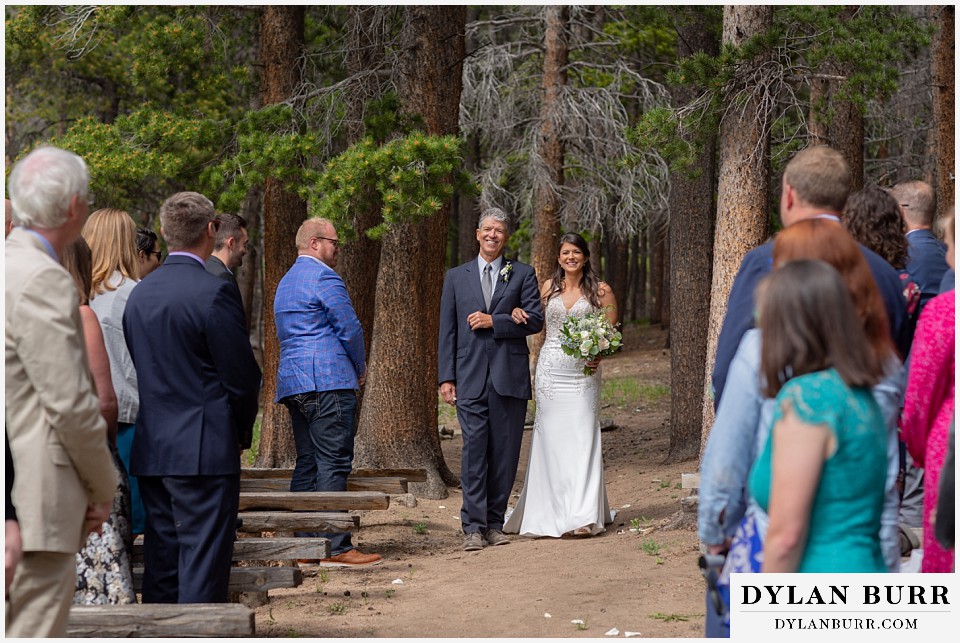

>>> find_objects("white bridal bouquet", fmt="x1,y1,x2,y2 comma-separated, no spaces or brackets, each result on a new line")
558,308,623,375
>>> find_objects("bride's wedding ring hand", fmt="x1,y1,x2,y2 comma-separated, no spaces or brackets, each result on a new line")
511,307,529,324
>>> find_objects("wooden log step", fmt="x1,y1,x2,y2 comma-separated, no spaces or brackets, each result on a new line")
238,491,389,512
240,476,408,494
237,511,360,533
240,467,428,482
67,603,254,638
352,468,428,482
132,566,302,594
133,538,330,564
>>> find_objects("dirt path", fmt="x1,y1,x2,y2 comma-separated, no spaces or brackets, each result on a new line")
253,323,706,638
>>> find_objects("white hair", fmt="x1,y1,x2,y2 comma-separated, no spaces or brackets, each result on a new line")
7,147,89,229
478,207,510,229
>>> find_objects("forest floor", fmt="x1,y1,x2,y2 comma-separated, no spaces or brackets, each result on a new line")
252,322,706,639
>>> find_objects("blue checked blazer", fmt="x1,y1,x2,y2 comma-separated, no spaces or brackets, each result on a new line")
274,256,366,401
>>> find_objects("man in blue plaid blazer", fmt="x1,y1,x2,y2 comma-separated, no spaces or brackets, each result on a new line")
274,217,381,567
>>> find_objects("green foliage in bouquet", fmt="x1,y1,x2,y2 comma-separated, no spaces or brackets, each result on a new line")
558,308,623,376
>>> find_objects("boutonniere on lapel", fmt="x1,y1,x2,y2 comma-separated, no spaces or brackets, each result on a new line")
500,261,513,284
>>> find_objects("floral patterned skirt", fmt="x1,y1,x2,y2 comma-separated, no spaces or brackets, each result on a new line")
73,443,136,605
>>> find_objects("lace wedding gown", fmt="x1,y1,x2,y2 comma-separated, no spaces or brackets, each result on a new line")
503,294,613,537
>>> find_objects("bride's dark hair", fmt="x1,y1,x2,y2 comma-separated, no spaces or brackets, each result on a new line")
545,232,602,309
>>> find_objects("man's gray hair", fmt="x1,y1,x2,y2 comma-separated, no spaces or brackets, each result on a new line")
7,147,89,229
478,207,510,229
160,191,216,250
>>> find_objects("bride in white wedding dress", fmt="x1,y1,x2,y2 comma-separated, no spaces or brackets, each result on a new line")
504,232,617,538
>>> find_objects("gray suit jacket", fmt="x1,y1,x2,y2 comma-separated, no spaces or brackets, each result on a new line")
438,258,543,400
5,228,117,553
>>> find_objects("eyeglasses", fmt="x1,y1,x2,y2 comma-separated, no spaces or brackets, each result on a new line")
314,236,340,248
152,250,163,262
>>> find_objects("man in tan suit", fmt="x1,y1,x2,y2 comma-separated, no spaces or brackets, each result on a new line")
5,147,118,637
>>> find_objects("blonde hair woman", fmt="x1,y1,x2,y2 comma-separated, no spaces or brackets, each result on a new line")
81,208,145,536
82,208,141,294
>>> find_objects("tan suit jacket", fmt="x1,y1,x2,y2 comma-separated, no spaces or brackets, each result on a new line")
5,227,118,553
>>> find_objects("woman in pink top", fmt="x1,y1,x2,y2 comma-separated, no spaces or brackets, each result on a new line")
902,211,955,573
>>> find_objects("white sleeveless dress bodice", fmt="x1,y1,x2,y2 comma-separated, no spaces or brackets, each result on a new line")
503,295,612,537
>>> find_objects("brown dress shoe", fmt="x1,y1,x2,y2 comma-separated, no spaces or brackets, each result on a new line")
484,529,510,546
463,532,485,551
317,549,383,567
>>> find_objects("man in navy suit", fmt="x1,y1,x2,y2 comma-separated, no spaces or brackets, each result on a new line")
205,212,248,286
438,208,544,551
123,192,261,603
274,217,380,567
710,146,906,408
890,180,948,316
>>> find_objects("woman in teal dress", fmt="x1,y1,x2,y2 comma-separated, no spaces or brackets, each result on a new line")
748,260,887,573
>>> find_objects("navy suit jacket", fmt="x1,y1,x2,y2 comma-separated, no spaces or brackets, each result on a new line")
438,258,543,400
123,255,261,476
205,255,232,281
906,229,948,311
711,239,907,408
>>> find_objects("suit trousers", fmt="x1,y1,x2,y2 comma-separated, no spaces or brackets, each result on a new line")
139,474,239,603
284,390,356,556
456,369,527,534
6,550,76,637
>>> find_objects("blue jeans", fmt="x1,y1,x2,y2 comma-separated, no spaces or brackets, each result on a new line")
282,390,356,556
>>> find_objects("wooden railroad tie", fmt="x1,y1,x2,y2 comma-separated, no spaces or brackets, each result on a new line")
238,490,389,512
67,603,254,638
240,467,428,483
240,476,408,495
132,537,331,565
237,511,360,534
130,566,303,594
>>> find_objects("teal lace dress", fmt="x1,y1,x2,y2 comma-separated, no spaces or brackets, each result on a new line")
747,369,887,572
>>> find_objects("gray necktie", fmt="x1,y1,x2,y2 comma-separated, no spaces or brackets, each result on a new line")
482,263,493,311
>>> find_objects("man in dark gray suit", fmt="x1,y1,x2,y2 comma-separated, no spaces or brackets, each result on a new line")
438,208,543,551
205,212,248,285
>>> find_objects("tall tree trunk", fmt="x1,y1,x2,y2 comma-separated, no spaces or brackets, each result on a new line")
931,5,955,220
649,224,664,326
660,230,670,334
625,233,639,322
338,5,387,359
807,7,863,190
353,6,466,498
636,225,647,320
255,6,306,468
666,8,719,463
236,184,262,334
529,5,569,365
457,7,482,267
604,224,629,323
458,133,481,264
700,5,772,456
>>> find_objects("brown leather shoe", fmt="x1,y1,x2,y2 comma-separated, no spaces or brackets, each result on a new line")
484,529,510,546
317,549,383,567
463,532,485,551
